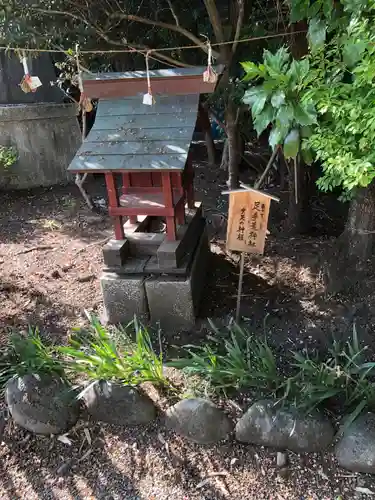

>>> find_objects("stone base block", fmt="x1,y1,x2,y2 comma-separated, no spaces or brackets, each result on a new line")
100,272,148,324
145,227,210,331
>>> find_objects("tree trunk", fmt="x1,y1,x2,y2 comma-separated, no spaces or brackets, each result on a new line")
226,98,240,189
285,158,312,234
324,181,375,293
198,103,216,165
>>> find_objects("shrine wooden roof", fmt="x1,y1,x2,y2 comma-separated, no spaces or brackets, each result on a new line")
82,66,223,98
68,94,200,173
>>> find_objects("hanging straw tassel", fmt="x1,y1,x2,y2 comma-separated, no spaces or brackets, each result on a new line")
203,39,217,83
19,52,42,93
143,50,155,105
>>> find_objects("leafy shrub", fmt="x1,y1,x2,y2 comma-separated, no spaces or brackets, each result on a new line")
0,146,18,170
60,315,169,388
169,321,281,395
0,327,65,388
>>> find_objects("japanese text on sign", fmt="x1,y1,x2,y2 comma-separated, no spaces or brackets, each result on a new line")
226,190,271,254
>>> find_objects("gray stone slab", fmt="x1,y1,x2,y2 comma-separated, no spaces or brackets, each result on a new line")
102,239,129,268
145,225,210,331
100,272,149,324
157,203,203,269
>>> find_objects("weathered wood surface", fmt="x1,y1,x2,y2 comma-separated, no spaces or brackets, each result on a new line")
77,140,190,157
70,153,187,172
226,191,271,255
87,127,193,143
68,94,199,173
96,95,199,116
83,67,213,81
90,113,197,132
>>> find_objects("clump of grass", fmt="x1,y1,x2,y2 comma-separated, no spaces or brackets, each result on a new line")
60,315,169,388
285,324,375,428
0,327,65,388
168,320,281,395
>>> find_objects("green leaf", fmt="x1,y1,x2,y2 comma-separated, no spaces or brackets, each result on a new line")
253,104,274,136
290,0,309,22
242,86,268,108
308,1,321,18
293,102,317,126
308,18,327,51
241,61,263,81
287,58,310,84
252,95,267,116
263,47,290,73
343,40,366,67
283,129,300,159
276,104,294,128
269,125,288,149
271,90,286,108
301,126,313,138
301,147,314,165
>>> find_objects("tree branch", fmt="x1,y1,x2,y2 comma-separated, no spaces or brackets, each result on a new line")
203,0,226,44
232,0,245,55
108,12,219,57
166,0,179,27
30,7,191,67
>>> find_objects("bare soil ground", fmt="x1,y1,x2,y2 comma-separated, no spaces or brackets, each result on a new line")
1,144,375,498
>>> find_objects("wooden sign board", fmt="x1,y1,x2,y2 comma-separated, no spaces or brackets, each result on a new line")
226,190,271,254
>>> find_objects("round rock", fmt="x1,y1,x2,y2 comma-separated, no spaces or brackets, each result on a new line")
335,412,375,473
83,381,156,425
165,398,233,444
6,373,79,435
235,399,334,452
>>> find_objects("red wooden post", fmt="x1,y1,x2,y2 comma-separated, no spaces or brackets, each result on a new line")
105,173,124,240
121,173,137,224
161,172,176,240
185,160,195,208
175,172,185,224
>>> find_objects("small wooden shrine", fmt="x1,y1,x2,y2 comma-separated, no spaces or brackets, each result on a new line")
68,66,222,329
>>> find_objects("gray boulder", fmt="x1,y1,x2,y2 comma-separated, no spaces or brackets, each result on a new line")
82,381,156,425
6,373,79,435
235,399,334,452
165,398,233,444
335,412,375,473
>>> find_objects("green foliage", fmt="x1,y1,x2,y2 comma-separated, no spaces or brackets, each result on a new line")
61,315,168,387
286,0,375,195
286,324,375,429
168,321,280,394
0,328,65,388
0,146,18,170
241,47,316,159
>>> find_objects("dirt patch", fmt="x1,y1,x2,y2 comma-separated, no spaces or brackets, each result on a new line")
1,143,375,498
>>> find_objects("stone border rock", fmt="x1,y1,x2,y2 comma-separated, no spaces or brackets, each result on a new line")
12,376,375,476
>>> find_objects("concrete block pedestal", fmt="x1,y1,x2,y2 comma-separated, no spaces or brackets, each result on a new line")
100,224,209,329
100,273,148,324
145,227,209,330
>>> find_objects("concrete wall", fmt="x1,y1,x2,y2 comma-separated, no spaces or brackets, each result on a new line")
0,103,81,190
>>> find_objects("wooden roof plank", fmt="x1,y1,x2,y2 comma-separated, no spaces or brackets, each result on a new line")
68,153,187,172
96,98,199,117
90,113,198,131
86,127,194,142
77,140,190,156
83,66,217,81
